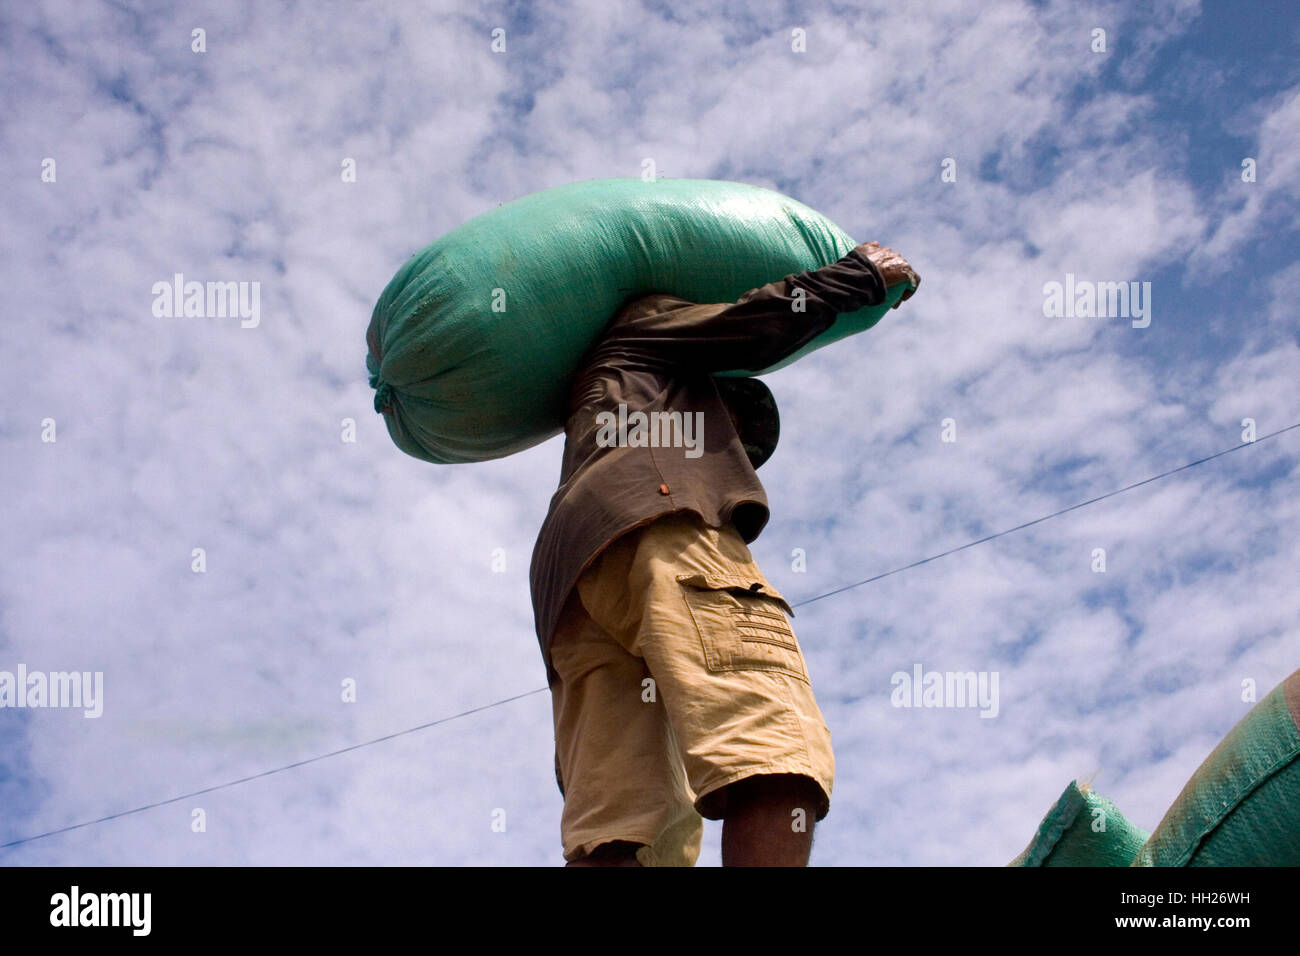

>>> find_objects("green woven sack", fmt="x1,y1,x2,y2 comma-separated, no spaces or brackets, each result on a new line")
365,178,912,464
1132,668,1300,866
1010,780,1150,866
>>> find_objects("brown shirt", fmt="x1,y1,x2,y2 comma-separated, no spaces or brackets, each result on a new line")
528,246,889,677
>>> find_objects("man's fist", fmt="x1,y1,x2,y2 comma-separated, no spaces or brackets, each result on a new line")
855,241,920,308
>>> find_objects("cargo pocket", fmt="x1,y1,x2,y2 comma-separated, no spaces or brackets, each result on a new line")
677,572,808,683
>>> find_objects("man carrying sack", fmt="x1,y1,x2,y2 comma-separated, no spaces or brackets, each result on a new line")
529,240,920,866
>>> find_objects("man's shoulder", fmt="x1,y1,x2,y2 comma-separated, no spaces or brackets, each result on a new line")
613,292,694,323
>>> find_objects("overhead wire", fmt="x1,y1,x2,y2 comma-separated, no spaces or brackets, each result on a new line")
4,422,1295,851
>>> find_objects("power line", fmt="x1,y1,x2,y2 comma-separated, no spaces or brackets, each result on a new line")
0,687,548,851
3,421,1294,851
791,421,1299,609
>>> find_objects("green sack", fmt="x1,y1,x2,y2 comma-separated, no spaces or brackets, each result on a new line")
1010,780,1150,866
365,178,911,464
1132,668,1300,866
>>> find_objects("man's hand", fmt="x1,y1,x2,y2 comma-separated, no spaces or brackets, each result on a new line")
855,241,920,308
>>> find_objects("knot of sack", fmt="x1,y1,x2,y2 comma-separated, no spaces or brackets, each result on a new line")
372,378,394,414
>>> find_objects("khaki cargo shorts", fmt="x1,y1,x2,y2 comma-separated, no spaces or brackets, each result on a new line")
548,510,834,866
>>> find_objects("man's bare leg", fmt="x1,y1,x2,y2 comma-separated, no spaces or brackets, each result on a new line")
720,774,821,867
564,774,822,866
565,840,643,867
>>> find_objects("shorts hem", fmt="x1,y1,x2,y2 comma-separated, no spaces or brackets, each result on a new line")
693,763,832,821
564,833,658,863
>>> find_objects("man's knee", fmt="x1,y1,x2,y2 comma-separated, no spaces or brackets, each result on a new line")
713,773,825,819
565,840,645,867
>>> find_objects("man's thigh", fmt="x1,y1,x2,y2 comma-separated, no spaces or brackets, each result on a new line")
549,588,702,866
578,511,835,822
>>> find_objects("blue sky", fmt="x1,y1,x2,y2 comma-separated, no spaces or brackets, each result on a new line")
1,0,1297,866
